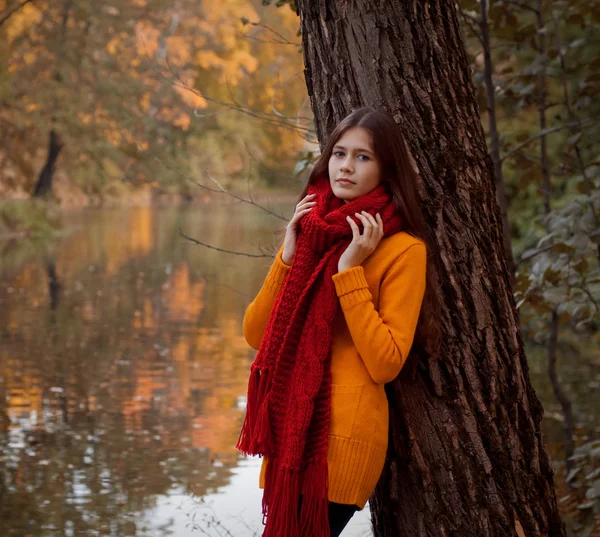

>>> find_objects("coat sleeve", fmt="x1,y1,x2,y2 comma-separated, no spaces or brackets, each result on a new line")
242,245,291,350
331,244,427,384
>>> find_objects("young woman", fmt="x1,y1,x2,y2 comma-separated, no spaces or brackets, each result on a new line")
237,107,441,537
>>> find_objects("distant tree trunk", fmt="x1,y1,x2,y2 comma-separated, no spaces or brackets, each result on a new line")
33,130,63,198
534,0,575,471
295,1,565,536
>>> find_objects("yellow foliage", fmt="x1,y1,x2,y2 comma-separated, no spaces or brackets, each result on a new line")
135,20,160,57
103,128,123,146
23,51,36,65
195,50,225,70
78,112,92,126
233,49,258,74
173,113,191,131
166,36,191,66
4,3,42,44
140,93,151,112
174,84,207,109
156,107,175,122
106,37,120,55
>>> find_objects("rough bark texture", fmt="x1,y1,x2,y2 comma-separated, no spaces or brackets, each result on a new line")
295,1,566,536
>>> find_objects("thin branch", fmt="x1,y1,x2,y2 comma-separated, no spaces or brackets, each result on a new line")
179,229,275,259
500,119,593,161
245,20,300,47
458,8,483,46
159,57,314,136
0,0,33,27
242,139,303,185
499,0,539,13
240,32,300,47
516,244,555,266
154,157,289,221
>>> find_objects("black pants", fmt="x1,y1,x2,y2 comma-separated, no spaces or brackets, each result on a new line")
298,496,358,537
328,501,359,537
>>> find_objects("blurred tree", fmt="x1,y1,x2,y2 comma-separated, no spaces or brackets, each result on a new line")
0,0,310,200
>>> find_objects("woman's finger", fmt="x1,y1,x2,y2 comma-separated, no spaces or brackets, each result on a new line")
355,212,372,228
297,200,317,211
355,213,372,242
361,211,378,229
363,212,382,242
346,216,359,239
375,213,384,236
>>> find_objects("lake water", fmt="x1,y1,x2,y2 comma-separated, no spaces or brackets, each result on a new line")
0,203,374,536
0,202,597,536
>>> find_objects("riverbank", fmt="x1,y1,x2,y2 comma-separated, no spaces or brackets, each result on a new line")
0,184,298,242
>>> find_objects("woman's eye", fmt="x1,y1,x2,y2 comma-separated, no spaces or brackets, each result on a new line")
333,151,344,157
359,155,369,160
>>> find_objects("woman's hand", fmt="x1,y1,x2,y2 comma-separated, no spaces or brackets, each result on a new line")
338,211,384,272
281,193,317,265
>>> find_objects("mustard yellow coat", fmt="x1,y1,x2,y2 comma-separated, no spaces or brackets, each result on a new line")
242,231,427,509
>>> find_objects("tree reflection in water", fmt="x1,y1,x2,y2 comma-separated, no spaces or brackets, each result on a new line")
0,205,277,536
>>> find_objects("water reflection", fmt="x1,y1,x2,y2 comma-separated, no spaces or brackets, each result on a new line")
0,204,283,536
1,204,598,536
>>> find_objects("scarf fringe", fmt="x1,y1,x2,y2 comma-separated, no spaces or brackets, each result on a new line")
260,456,330,537
262,459,301,537
237,366,274,456
236,366,262,455
300,457,330,537
254,391,273,455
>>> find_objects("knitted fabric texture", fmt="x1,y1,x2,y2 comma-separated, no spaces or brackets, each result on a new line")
236,174,403,537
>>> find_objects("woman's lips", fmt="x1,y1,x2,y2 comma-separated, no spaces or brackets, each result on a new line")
336,179,354,185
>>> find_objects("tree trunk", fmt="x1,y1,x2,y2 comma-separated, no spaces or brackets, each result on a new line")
295,1,565,536
33,129,63,198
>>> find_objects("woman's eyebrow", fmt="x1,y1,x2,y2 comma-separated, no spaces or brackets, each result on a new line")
333,145,374,155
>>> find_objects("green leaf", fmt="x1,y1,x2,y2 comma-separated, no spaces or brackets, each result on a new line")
566,467,581,483
551,243,576,254
543,267,562,285
572,258,589,274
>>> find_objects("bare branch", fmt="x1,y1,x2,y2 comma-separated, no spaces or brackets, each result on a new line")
500,119,593,162
154,157,290,221
0,0,33,28
179,229,276,258
159,58,314,136
515,244,555,266
245,20,300,47
499,0,539,13
457,8,483,46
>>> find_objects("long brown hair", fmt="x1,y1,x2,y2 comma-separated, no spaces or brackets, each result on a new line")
292,107,443,375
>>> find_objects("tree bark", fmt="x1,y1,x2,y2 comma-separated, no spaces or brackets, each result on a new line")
295,1,565,536
33,129,63,197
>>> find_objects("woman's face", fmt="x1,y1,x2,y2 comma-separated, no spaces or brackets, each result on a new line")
328,127,382,204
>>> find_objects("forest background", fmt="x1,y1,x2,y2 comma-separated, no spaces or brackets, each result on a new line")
1,0,599,535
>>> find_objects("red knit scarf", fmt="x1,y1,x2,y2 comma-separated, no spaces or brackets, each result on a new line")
237,174,403,537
